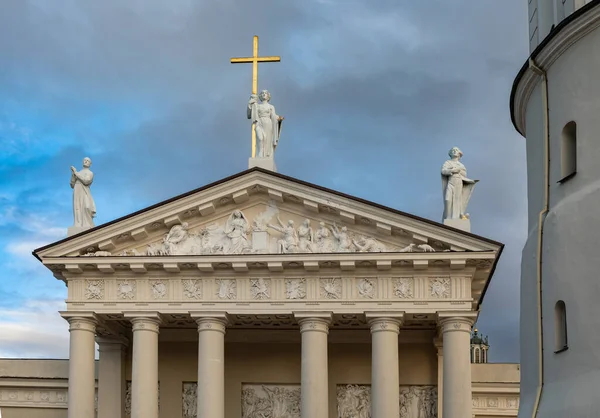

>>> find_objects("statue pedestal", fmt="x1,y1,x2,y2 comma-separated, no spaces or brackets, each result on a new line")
249,157,276,172
443,218,471,233
67,225,92,237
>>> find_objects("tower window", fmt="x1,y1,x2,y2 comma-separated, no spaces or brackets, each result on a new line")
475,347,481,363
555,300,568,353
559,121,577,182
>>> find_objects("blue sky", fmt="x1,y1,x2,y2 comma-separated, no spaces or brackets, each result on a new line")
0,0,528,361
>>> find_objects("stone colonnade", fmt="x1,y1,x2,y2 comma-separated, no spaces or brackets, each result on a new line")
63,311,475,418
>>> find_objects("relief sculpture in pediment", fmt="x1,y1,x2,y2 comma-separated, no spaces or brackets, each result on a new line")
103,206,442,257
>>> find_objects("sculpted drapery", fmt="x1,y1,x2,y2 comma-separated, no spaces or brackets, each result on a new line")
70,157,96,228
247,90,282,158
441,147,477,220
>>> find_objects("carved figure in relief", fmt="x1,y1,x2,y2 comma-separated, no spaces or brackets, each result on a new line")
332,223,351,252
223,210,251,254
182,383,197,418
314,222,335,252
70,157,96,229
441,147,478,220
337,385,371,418
268,217,298,253
117,280,135,300
248,90,284,159
250,278,270,299
353,236,385,252
296,219,315,253
252,201,280,232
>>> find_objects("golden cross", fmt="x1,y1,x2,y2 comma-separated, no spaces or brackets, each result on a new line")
231,35,281,158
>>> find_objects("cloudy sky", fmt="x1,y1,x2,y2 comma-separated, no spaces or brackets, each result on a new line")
0,0,528,362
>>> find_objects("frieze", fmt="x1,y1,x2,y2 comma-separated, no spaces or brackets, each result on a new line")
357,278,376,299
472,395,519,410
0,388,69,408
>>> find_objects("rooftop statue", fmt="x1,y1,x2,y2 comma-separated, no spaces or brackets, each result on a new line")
441,147,478,222
68,157,96,235
248,90,284,159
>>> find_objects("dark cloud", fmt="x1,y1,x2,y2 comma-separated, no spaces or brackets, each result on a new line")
0,0,529,361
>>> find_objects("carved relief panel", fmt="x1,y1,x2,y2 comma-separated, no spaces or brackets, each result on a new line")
242,384,301,418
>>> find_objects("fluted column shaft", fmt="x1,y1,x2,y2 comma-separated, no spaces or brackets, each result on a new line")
368,316,402,418
195,315,228,418
439,316,475,418
97,338,128,418
434,336,444,418
130,317,161,418
296,314,331,418
66,316,97,418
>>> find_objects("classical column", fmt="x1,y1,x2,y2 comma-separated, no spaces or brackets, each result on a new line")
294,312,332,418
366,312,403,418
438,314,476,418
434,334,443,418
64,315,97,418
97,337,128,418
128,315,161,418
192,313,228,418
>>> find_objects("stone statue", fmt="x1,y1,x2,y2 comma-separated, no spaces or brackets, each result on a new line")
70,157,96,232
247,90,284,158
441,147,478,221
314,222,334,252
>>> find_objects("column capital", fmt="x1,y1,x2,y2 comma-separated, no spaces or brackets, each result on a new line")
129,317,161,334
365,311,403,334
191,312,228,334
437,312,477,333
294,312,332,334
62,313,98,333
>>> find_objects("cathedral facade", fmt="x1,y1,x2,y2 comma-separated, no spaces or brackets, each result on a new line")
0,168,520,418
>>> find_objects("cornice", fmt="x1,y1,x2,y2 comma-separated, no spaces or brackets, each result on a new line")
511,0,600,136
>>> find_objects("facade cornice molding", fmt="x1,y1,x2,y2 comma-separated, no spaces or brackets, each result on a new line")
43,251,495,277
511,0,600,135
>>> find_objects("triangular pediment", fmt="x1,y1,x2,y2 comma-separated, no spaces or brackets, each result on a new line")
34,168,501,259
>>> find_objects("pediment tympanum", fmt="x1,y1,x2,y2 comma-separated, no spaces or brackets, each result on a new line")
35,168,501,260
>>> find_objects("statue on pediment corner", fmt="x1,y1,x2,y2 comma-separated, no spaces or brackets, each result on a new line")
441,147,479,221
70,157,96,230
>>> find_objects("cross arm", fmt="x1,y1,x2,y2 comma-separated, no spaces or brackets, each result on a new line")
230,56,281,63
